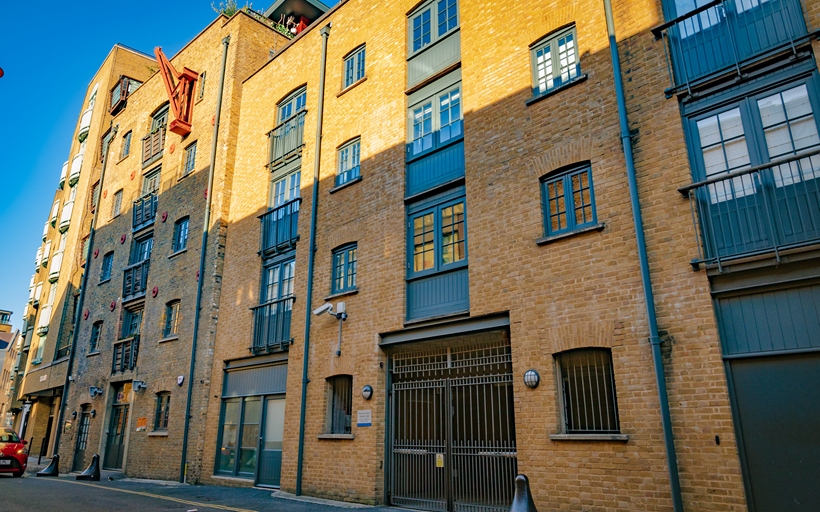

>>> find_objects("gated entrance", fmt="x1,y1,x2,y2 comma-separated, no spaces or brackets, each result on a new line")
72,406,91,471
389,336,517,512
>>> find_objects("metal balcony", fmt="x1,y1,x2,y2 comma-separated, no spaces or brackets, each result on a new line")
679,148,820,269
142,126,165,167
58,161,68,189
122,260,150,301
251,296,294,354
112,335,139,374
259,198,301,255
132,192,158,232
49,251,63,283
36,304,51,337
78,108,93,143
59,200,73,233
652,0,809,96
268,110,306,169
69,153,83,186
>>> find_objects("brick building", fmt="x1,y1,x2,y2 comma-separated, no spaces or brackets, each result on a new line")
12,0,818,510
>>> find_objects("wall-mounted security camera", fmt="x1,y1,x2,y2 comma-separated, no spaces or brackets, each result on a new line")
133,380,148,392
313,303,334,316
89,386,104,398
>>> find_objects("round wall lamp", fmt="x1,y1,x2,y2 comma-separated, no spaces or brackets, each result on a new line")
523,369,540,389
361,385,373,400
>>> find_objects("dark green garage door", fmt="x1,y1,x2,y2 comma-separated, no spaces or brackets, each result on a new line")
716,283,820,511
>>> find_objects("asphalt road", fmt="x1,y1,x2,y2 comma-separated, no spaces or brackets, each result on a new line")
0,473,393,512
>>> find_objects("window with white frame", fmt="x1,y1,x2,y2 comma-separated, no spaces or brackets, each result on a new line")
408,81,462,158
531,25,581,97
343,46,366,88
555,348,621,434
409,0,459,54
336,138,361,186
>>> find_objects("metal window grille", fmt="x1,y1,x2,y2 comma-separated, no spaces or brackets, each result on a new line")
555,348,620,434
329,375,352,434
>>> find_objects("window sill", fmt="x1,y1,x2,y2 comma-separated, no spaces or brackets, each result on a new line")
169,249,187,259
337,76,367,98
317,434,354,440
325,288,358,301
526,74,589,106
536,222,605,246
117,153,131,164
98,279,111,286
212,474,253,482
87,351,101,357
147,430,169,437
329,176,362,194
31,359,42,366
158,335,178,344
549,433,629,442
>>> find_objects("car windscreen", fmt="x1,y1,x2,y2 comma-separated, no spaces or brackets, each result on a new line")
0,431,20,443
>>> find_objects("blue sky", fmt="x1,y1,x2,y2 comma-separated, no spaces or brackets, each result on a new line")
0,1,330,328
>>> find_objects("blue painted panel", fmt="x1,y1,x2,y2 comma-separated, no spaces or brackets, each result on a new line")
223,363,288,397
716,283,820,356
407,141,465,197
407,267,469,321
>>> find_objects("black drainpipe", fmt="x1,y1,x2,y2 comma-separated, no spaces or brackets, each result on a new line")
179,34,231,483
53,122,118,454
602,1,684,510
295,22,331,496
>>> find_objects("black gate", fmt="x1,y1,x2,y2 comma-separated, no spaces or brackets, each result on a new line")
390,338,517,512
72,407,91,471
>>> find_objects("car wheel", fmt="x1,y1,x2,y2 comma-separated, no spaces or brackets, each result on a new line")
12,471,23,478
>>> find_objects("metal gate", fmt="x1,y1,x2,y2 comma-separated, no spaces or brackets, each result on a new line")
390,338,517,512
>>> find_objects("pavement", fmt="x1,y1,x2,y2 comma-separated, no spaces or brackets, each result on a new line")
0,457,395,512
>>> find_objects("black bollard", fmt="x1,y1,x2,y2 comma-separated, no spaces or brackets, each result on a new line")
510,474,538,512
36,454,60,477
76,454,101,481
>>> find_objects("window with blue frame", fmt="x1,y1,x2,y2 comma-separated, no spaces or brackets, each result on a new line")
343,46,366,88
336,138,361,186
331,244,357,294
409,0,459,55
173,217,189,252
531,25,580,97
540,163,597,236
89,321,102,353
409,83,462,158
184,142,197,175
409,196,466,277
101,251,114,282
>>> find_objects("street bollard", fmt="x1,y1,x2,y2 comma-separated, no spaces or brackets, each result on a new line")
36,454,59,477
510,474,538,512
76,454,101,481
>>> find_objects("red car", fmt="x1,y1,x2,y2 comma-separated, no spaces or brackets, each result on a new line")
0,428,27,477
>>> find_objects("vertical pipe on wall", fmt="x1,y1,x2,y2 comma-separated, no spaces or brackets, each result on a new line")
296,22,332,496
53,123,118,456
179,34,231,483
601,1,684,510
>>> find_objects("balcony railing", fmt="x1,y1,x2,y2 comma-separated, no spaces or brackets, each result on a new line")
133,192,158,231
268,110,306,169
112,335,139,374
142,126,166,167
259,198,301,255
69,153,83,186
652,0,809,96
78,108,93,142
36,304,51,337
679,148,820,269
123,260,150,300
49,251,63,283
59,200,73,233
58,161,68,189
251,296,294,354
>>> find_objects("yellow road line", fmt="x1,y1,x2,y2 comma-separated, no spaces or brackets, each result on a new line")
47,478,258,512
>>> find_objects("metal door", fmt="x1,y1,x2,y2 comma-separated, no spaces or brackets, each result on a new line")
390,339,517,512
256,396,286,487
728,352,820,511
103,405,128,470
72,408,91,471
